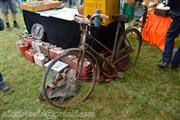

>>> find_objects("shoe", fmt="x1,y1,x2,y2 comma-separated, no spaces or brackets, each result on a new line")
158,60,169,68
14,22,20,29
171,63,179,69
0,83,10,92
6,25,11,31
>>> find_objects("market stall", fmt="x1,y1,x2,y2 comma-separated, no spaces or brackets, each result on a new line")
19,0,124,69
23,9,81,49
23,9,120,50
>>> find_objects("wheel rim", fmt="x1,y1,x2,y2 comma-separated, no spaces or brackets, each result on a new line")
42,49,97,108
121,28,142,71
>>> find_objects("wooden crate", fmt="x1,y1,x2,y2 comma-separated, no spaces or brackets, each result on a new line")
84,0,120,25
20,1,62,12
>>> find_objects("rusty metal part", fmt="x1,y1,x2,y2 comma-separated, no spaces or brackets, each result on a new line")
43,48,99,108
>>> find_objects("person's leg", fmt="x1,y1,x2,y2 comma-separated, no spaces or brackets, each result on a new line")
0,1,11,31
12,13,16,21
80,0,83,5
9,0,20,28
0,73,10,92
171,19,180,67
3,13,8,23
4,14,11,31
0,73,5,85
171,46,180,68
12,13,20,28
159,19,180,67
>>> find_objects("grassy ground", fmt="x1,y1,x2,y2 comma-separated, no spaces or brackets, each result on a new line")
0,11,180,120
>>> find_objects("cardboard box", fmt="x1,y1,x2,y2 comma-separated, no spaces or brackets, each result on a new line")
49,47,64,60
45,60,69,76
34,53,49,67
39,42,52,57
32,40,43,53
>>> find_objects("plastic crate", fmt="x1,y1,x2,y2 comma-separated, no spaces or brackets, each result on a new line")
84,0,120,25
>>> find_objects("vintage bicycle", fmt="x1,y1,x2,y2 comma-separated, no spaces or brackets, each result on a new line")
41,13,143,108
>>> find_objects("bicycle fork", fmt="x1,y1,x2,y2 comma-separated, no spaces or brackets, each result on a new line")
75,30,88,78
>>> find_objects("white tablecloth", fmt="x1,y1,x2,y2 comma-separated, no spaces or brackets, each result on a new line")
36,8,78,21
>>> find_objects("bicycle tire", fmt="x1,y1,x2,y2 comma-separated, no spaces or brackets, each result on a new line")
42,48,99,108
115,26,142,71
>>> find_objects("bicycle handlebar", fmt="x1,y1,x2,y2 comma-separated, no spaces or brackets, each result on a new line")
90,14,109,21
74,14,109,24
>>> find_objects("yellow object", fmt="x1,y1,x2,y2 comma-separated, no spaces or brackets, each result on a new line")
20,1,62,12
83,0,120,25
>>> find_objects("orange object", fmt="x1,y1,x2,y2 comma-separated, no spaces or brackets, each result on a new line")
25,49,36,63
49,47,64,60
84,0,120,25
24,36,34,47
18,43,29,57
71,58,91,79
142,11,172,51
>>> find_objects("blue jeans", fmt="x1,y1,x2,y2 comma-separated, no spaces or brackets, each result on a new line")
68,0,76,7
0,72,5,86
0,0,17,15
162,18,180,64
80,0,83,5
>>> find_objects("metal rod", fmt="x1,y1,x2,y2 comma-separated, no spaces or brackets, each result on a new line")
88,34,113,54
85,44,115,69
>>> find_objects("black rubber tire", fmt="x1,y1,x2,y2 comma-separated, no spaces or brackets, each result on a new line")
115,26,142,71
101,27,142,78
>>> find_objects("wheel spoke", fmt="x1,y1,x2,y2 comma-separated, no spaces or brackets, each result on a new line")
42,48,97,108
114,27,142,71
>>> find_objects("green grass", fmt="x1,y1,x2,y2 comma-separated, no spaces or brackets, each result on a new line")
0,11,180,120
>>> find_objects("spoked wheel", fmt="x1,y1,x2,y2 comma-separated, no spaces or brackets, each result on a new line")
42,48,98,108
115,26,142,71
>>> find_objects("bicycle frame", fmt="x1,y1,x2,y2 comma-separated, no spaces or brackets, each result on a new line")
78,22,129,72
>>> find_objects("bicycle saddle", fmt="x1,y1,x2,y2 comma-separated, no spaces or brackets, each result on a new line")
112,14,129,22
